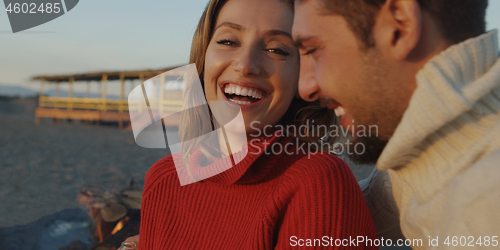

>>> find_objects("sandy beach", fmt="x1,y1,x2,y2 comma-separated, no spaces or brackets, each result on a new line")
0,109,168,227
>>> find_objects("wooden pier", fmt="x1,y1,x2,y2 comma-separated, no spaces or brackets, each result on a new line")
33,66,185,128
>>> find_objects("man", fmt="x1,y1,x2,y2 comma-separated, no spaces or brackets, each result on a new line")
292,0,500,248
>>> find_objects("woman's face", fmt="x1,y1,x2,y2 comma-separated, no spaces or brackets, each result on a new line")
204,0,299,134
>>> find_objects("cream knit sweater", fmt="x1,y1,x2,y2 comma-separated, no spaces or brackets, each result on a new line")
365,30,500,249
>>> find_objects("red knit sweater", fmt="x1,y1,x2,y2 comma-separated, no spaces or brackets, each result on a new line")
139,133,378,249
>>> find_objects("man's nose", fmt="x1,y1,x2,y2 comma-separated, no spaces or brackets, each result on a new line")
298,58,321,102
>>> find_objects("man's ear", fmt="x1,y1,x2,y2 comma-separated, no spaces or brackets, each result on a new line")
373,0,422,61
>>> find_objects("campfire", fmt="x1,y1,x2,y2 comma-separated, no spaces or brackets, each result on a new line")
77,180,142,250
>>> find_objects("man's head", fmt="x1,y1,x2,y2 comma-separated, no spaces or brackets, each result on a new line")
292,0,488,164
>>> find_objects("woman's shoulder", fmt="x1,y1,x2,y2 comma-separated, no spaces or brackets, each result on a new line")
278,152,359,193
143,153,181,195
287,152,353,179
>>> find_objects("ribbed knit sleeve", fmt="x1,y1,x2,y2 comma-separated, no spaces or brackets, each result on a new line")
275,154,378,249
139,155,176,250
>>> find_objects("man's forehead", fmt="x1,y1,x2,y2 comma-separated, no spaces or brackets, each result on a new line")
293,0,322,12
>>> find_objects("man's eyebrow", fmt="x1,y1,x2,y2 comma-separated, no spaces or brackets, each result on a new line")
265,30,293,40
215,22,244,31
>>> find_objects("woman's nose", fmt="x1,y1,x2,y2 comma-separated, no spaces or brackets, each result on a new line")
233,47,261,76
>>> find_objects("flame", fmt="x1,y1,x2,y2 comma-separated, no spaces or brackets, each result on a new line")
111,217,130,235
111,221,124,235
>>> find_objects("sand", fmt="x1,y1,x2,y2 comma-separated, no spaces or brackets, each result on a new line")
0,112,169,227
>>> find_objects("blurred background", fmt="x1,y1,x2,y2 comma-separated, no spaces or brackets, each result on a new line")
1,0,499,249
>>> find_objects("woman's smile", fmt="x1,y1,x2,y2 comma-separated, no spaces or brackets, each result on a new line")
218,80,270,109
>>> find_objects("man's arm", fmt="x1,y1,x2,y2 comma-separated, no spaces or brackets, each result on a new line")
431,150,500,249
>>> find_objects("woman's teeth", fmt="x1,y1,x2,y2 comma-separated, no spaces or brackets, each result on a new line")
231,100,252,105
223,83,264,105
224,84,264,100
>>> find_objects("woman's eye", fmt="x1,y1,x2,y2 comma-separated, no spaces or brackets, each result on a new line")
267,48,290,56
216,39,236,46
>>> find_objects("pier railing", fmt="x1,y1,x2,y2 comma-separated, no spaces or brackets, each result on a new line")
38,96,183,113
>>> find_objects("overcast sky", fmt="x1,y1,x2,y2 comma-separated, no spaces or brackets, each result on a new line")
1,0,500,95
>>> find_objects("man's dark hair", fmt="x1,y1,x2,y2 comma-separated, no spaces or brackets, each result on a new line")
317,0,488,48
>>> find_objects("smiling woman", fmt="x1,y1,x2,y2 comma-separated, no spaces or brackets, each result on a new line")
130,0,378,249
